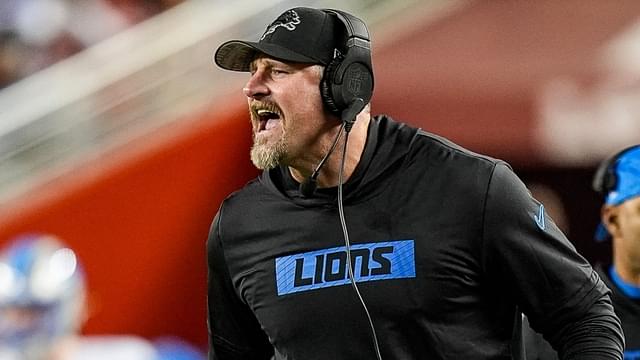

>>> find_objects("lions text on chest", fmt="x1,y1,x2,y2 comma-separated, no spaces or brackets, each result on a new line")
275,240,416,295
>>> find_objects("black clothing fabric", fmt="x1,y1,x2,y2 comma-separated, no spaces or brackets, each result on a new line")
523,314,559,360
596,266,640,360
207,115,623,359
524,265,640,360
601,265,640,359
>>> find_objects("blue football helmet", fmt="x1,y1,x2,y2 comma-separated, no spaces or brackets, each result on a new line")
0,234,86,359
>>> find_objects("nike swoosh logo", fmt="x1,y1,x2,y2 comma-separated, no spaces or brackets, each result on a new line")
534,204,546,230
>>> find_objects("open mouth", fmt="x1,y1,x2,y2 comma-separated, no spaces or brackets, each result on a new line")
252,104,282,132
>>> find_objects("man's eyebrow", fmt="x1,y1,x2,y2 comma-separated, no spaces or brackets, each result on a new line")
264,59,285,68
251,57,294,71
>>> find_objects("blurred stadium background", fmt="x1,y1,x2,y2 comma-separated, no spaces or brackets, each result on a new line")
0,0,639,350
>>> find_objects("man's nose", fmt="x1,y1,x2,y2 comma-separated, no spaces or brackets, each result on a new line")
243,72,269,99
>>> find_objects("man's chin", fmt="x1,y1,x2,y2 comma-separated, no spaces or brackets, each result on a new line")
250,146,282,170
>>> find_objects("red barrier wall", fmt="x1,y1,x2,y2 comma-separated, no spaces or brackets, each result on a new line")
0,99,256,348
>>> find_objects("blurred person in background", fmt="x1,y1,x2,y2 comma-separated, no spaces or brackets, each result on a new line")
0,0,184,89
207,6,623,359
0,233,205,360
525,144,640,359
595,145,640,359
0,31,27,88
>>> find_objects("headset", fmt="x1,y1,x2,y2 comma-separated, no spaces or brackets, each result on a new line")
300,9,375,193
592,145,640,196
319,9,374,120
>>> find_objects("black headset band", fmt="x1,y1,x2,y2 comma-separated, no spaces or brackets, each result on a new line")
322,9,370,43
318,8,374,116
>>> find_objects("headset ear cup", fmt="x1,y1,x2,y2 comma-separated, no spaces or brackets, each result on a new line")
322,60,374,116
319,9,374,119
339,62,374,105
321,57,343,114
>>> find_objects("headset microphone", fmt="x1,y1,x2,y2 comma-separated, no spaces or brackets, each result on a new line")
299,98,364,197
299,122,345,197
299,176,318,198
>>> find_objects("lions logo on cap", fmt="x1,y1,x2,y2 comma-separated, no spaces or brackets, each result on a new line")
260,10,301,40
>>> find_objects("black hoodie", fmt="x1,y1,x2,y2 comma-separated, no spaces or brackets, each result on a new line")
207,115,623,360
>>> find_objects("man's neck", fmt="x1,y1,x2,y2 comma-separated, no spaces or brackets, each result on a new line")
289,113,370,188
613,245,640,286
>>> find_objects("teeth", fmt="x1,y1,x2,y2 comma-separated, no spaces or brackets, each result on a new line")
256,109,280,117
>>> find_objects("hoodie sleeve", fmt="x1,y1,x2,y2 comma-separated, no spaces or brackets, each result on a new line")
207,210,274,360
482,162,624,359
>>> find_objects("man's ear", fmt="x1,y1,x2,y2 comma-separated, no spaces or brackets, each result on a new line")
602,205,621,237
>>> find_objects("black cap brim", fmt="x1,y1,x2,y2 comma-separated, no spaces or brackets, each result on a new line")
214,40,322,72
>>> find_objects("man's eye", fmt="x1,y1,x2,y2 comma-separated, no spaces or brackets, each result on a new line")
272,69,287,75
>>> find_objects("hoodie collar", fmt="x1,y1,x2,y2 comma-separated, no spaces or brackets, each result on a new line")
260,115,417,205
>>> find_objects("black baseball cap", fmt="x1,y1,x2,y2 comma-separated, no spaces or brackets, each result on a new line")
214,7,343,72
